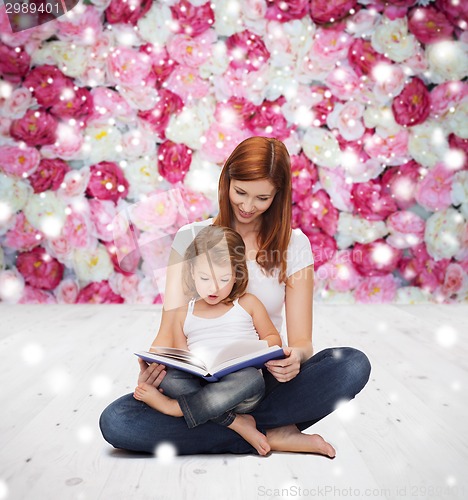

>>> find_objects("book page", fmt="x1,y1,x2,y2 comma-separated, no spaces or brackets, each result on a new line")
207,340,269,370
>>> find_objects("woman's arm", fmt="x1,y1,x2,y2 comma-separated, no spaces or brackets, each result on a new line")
241,294,282,347
264,265,314,382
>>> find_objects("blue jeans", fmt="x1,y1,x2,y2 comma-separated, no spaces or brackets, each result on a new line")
99,347,371,455
159,367,265,428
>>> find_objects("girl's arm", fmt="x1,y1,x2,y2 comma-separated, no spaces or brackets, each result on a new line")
240,294,282,347
264,265,314,383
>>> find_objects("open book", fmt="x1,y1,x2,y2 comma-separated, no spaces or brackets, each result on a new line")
135,340,284,382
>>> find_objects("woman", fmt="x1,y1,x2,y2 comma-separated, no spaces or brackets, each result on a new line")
100,136,371,455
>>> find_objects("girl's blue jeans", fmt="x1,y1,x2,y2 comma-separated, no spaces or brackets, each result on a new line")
159,366,265,428
99,347,371,455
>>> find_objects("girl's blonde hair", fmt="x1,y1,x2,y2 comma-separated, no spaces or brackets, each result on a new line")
213,136,292,284
183,225,249,304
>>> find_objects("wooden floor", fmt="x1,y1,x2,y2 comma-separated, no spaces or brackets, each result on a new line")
0,304,467,500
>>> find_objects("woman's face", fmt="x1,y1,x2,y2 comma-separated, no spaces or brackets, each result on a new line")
229,179,276,226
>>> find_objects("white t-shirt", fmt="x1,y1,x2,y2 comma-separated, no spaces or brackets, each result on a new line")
171,218,314,336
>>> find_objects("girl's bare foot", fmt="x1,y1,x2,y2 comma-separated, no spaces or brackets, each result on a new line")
133,383,182,417
228,414,271,456
266,425,336,458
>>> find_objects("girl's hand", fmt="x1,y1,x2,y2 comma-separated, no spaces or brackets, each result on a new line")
137,358,166,391
265,347,301,382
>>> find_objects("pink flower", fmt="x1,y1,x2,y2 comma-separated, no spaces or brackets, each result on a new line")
325,66,361,100
311,29,353,67
0,43,30,84
318,166,354,212
327,101,365,141
354,274,398,303
167,31,215,68
408,6,454,45
305,230,337,270
10,109,58,147
265,0,309,21
164,65,210,102
352,239,402,276
140,45,177,89
62,212,94,249
0,145,40,178
157,140,192,184
5,213,43,251
441,263,465,298
392,77,430,127
310,85,339,126
430,81,468,120
372,0,417,20
105,0,153,25
89,87,136,124
291,152,318,200
44,236,75,264
19,286,57,304
50,87,93,124
138,89,183,139
86,162,129,203
386,210,425,249
88,199,117,242
1,87,34,119
372,63,406,103
76,281,124,304
226,30,270,72
246,98,291,141
16,247,64,290
201,124,248,164
299,189,339,237
348,38,389,77
435,0,468,30
23,65,72,108
107,231,141,276
57,4,103,43
107,47,152,87
178,185,213,223
170,0,215,37
40,123,84,161
109,273,140,302
398,243,449,292
415,162,454,212
309,0,358,25
364,130,409,166
381,161,421,209
28,158,70,194
54,279,79,304
352,179,398,221
317,249,361,292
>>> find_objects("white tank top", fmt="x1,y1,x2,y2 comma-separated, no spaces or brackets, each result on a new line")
184,298,259,355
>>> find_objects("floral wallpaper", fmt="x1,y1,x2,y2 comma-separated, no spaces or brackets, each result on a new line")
0,0,467,305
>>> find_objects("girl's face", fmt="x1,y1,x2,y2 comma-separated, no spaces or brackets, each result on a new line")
229,179,276,226
191,253,235,305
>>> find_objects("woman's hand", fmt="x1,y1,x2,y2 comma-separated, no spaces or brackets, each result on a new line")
137,358,166,390
264,347,302,382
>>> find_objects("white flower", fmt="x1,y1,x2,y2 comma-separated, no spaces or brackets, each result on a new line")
214,0,244,36
165,99,215,150
371,17,418,63
452,171,468,206
302,127,341,168
446,100,468,139
82,122,123,164
183,151,220,205
327,101,365,141
408,121,449,168
199,41,230,78
363,104,401,136
34,41,90,78
138,2,173,47
396,286,430,304
121,125,157,160
426,41,468,84
424,208,465,260
316,289,356,304
336,212,388,248
124,156,164,200
0,175,31,232
118,84,160,111
73,244,114,283
346,9,381,37
23,191,67,239
0,269,25,303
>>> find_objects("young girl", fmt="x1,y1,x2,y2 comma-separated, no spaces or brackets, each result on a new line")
134,225,282,455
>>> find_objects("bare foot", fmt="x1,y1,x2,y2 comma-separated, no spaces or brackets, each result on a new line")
133,383,182,417
228,414,271,456
266,425,336,458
